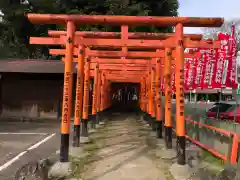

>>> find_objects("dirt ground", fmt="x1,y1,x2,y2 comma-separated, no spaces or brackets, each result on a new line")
69,113,177,180
65,112,229,180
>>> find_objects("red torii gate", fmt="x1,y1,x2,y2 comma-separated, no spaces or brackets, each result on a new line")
27,13,224,169
51,32,218,154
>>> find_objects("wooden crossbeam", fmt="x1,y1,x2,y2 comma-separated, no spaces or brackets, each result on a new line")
27,14,224,27
51,49,201,58
30,36,221,49
48,30,203,40
89,69,147,77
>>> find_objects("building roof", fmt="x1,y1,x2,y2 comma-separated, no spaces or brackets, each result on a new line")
0,59,78,73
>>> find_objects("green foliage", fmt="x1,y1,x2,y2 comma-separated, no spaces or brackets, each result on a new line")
0,0,179,59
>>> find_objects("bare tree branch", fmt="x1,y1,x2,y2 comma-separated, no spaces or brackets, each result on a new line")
202,19,240,50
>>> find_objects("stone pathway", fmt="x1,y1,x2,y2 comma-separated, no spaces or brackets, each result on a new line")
66,113,227,180
80,113,172,180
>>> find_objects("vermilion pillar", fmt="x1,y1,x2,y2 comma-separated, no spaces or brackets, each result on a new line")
96,70,101,124
155,55,163,138
82,57,91,137
91,63,99,129
150,67,156,131
164,48,173,149
73,45,85,147
175,23,186,165
60,21,75,162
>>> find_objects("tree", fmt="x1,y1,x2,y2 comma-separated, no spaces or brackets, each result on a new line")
0,0,179,59
203,20,240,93
202,19,240,51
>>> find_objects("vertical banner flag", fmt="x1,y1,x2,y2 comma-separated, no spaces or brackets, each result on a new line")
229,24,238,88
212,32,228,88
194,48,204,89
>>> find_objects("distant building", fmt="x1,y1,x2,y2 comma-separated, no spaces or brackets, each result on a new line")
0,59,80,120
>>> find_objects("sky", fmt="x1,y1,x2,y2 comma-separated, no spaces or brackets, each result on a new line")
178,0,240,34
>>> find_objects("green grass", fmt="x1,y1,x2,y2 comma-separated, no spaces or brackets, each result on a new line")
172,112,228,175
202,150,225,166
200,150,225,175
65,127,110,180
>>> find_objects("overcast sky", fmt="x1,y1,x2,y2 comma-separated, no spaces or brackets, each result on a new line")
178,0,240,34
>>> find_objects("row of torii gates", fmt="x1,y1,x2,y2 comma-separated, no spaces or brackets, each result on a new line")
27,14,224,167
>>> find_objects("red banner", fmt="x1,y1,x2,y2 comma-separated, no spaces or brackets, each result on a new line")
202,51,212,88
184,58,190,91
191,49,199,90
229,24,238,88
210,48,219,89
158,29,237,92
211,33,228,88
208,48,216,88
193,48,204,89
200,51,208,89
186,57,195,90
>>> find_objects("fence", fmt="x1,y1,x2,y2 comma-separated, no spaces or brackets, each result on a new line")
170,102,240,164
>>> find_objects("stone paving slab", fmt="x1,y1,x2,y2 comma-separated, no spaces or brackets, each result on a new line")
73,114,171,180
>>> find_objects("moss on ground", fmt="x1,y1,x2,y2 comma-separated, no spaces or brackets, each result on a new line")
200,150,225,175
64,140,100,179
64,126,110,180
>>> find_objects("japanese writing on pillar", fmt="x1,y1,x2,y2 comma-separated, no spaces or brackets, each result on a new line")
177,39,184,116
156,61,161,102
160,63,165,92
142,80,145,103
156,77,161,102
75,74,81,118
166,73,171,108
179,68,184,117
83,59,90,113
145,79,148,98
152,72,156,100
63,72,71,124
171,63,175,92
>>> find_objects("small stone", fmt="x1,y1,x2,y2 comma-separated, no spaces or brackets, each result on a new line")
69,147,88,158
14,161,47,180
48,162,72,179
169,163,194,180
96,124,101,129
149,131,156,138
156,148,177,160
88,128,97,133
215,165,236,180
99,121,105,125
80,136,91,144
187,156,200,168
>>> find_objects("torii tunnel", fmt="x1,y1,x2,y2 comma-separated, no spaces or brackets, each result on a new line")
27,13,224,168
